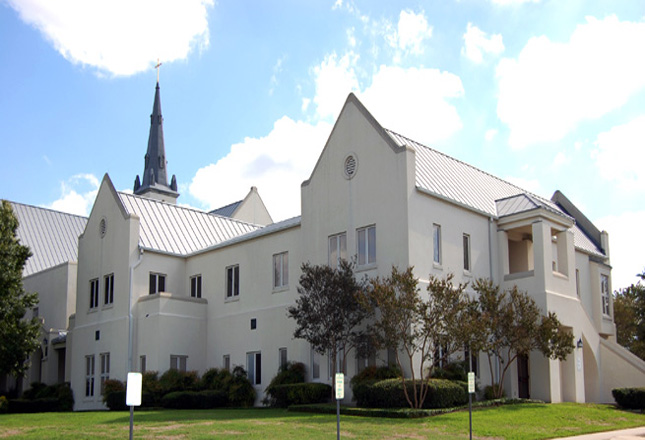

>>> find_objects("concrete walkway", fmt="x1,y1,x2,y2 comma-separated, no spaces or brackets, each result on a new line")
551,427,645,440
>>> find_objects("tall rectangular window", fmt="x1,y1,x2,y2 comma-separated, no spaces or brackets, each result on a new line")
100,352,110,395
279,347,288,369
85,355,95,397
170,355,187,372
90,279,99,309
433,224,442,265
226,265,240,298
273,252,289,289
601,274,610,316
104,274,114,305
140,355,146,373
311,346,320,380
575,269,581,298
247,352,261,385
190,275,202,298
357,225,376,266
223,354,230,372
463,234,471,272
149,273,166,295
328,233,347,269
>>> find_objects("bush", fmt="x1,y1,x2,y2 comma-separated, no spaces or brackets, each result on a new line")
483,384,505,400
159,369,199,394
432,361,468,382
350,365,401,394
267,383,331,408
228,366,256,407
0,396,8,414
142,371,163,407
264,362,308,406
612,388,645,410
102,379,126,411
9,398,60,413
200,368,232,391
12,382,74,412
161,390,228,409
354,378,467,409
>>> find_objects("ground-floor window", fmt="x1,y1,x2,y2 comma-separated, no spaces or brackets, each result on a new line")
100,352,110,395
247,351,261,385
170,355,187,372
85,355,95,397
140,355,146,373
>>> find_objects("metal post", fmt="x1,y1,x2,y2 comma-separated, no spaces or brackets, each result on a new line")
468,347,473,440
336,348,340,440
129,405,134,440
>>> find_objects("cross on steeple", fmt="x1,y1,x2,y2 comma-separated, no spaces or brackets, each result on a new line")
155,59,162,83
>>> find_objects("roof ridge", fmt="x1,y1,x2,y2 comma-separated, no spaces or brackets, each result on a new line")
6,200,89,220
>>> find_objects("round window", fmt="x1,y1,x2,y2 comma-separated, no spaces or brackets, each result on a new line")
344,154,357,179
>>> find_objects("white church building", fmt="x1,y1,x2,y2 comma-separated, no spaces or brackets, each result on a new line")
8,82,645,410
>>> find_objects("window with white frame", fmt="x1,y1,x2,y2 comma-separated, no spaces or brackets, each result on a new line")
226,265,240,298
170,355,188,372
601,274,610,316
273,252,289,289
223,354,230,372
100,352,110,395
247,351,261,385
85,355,95,397
279,347,288,369
357,225,376,266
463,234,471,272
311,346,320,380
90,278,99,309
433,224,442,265
575,269,581,298
140,355,146,373
149,273,166,295
190,274,202,298
104,274,114,305
328,233,347,269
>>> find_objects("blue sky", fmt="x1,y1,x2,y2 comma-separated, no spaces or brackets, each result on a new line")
1,0,644,289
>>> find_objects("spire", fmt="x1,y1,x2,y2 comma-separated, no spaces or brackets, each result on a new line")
134,81,179,203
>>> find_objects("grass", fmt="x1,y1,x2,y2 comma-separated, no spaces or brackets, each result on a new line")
0,403,643,439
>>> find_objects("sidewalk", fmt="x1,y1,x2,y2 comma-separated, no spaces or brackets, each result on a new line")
551,427,645,440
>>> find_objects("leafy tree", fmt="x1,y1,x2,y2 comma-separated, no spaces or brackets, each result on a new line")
287,259,370,396
364,268,471,408
0,200,41,381
473,279,574,399
613,269,645,361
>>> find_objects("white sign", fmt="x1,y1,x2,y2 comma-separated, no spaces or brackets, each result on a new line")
126,372,143,406
335,373,344,400
467,372,475,394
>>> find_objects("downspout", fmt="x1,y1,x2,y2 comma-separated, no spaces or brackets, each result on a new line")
488,216,500,384
128,246,144,373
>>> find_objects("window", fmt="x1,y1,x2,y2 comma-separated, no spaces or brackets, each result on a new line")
100,353,110,395
90,278,99,309
250,318,257,330
328,233,347,269
170,355,187,372
223,355,230,372
226,265,240,298
247,352,261,385
357,225,376,266
356,352,376,374
85,355,95,397
575,269,581,298
149,273,166,295
104,274,114,305
311,346,320,380
433,224,442,265
273,252,289,289
190,274,202,298
601,274,610,316
140,355,146,373
463,234,471,272
279,348,288,369
433,343,448,369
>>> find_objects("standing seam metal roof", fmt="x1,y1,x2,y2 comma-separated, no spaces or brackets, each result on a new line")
9,201,88,277
118,193,261,255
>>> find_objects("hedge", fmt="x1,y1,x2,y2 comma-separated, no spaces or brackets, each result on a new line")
161,390,228,409
353,378,467,409
266,383,331,408
612,388,645,410
8,382,74,413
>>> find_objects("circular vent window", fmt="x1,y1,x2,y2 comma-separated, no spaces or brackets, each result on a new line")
344,154,358,179
99,218,107,238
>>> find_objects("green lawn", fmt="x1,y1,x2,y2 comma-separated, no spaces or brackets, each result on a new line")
0,403,643,439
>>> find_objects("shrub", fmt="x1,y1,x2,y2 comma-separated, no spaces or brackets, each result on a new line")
264,362,308,406
350,365,401,393
612,388,645,410
102,379,126,411
200,368,232,391
432,361,469,382
12,382,74,412
228,366,256,407
161,390,228,409
484,384,505,400
0,396,8,414
159,369,199,394
354,378,467,409
9,398,60,413
142,371,163,407
267,383,331,407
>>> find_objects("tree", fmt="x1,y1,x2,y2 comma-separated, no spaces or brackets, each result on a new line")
473,279,574,398
364,268,471,408
287,259,370,396
613,269,645,361
0,200,40,381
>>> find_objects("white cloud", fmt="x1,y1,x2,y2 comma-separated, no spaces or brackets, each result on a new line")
462,23,504,64
485,129,498,141
496,15,645,149
551,151,570,168
6,0,213,77
504,176,543,194
596,211,645,290
384,10,432,62
360,65,464,145
312,52,361,120
491,0,540,4
48,174,99,216
592,115,645,192
189,117,333,221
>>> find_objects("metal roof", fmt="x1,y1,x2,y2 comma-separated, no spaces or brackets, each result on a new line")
118,193,261,255
9,201,88,277
209,200,242,218
386,130,605,257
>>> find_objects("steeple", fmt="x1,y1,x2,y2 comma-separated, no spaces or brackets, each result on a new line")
134,81,179,203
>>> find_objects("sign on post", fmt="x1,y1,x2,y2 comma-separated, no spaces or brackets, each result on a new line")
335,373,344,400
467,372,475,394
126,372,143,406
